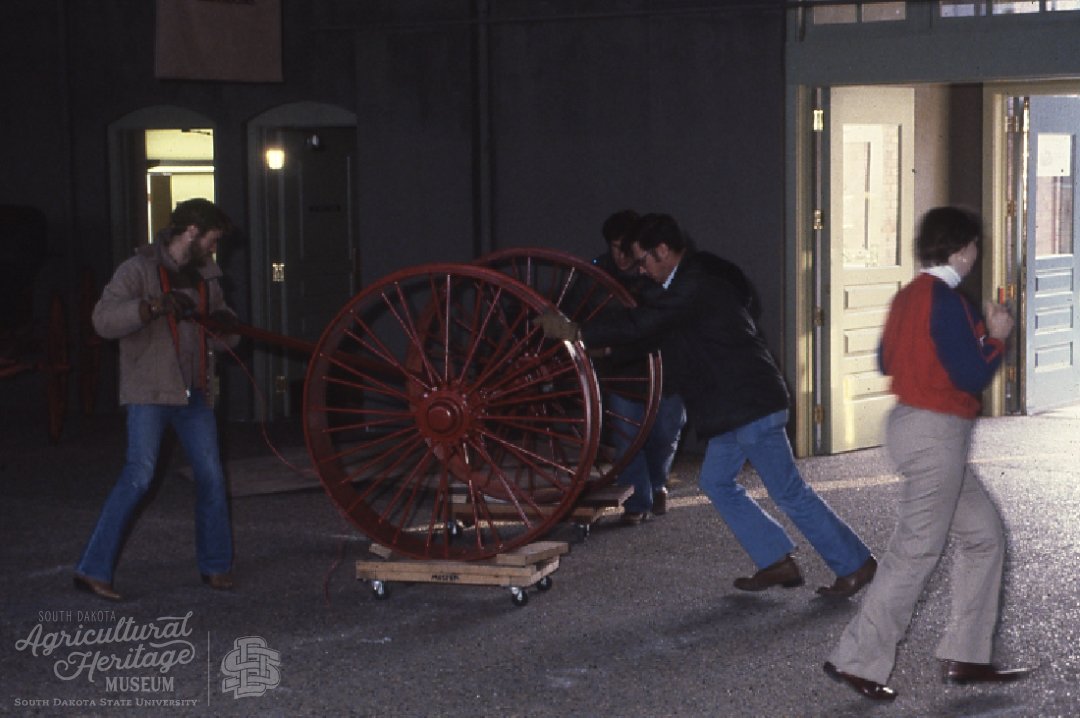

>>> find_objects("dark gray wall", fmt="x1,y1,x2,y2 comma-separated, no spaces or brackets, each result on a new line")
352,0,787,347
0,0,786,426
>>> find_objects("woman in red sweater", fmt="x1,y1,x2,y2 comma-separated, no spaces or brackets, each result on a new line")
824,206,1032,700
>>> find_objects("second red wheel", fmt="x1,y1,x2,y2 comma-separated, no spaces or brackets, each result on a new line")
476,248,663,489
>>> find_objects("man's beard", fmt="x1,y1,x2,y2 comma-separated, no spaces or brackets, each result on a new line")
188,244,212,268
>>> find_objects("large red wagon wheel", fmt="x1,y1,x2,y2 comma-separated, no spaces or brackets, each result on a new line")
303,264,601,561
476,248,662,489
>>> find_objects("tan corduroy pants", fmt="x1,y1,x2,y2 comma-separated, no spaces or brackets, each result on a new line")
828,404,1006,684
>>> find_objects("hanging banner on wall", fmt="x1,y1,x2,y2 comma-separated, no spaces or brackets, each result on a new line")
155,0,283,82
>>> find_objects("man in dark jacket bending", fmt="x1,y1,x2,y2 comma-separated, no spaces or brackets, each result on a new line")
538,213,876,597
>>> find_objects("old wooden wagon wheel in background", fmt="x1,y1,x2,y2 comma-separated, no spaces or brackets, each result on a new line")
475,248,662,490
302,263,601,562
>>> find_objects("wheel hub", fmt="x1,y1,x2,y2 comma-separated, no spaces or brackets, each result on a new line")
416,389,472,442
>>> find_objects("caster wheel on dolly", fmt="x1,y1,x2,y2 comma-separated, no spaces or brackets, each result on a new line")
510,586,529,607
371,580,389,600
535,576,553,592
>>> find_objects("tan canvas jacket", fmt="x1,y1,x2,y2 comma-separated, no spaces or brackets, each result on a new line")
92,242,238,406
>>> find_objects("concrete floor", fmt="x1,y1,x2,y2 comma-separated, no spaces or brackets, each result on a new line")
1,404,1078,717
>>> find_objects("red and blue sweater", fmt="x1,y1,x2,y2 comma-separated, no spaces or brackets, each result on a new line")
879,272,1004,419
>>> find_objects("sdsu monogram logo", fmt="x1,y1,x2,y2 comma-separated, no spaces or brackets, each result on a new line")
220,636,281,698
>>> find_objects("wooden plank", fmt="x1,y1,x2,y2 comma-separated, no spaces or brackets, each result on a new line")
448,484,630,508
356,556,560,587
364,541,569,568
576,484,633,507
448,484,631,525
492,540,570,567
450,501,558,520
367,543,394,559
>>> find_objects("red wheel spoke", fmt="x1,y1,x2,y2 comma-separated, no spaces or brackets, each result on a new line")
466,443,550,528
320,372,412,406
332,428,426,486
317,408,411,427
467,330,546,396
475,249,662,490
381,448,439,544
385,281,446,388
450,281,509,387
475,342,569,398
473,429,580,490
424,465,455,556
342,310,435,393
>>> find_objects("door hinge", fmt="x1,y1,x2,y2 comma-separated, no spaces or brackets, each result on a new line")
1006,366,1017,383
813,405,825,425
1006,115,1019,134
812,209,824,231
813,307,825,327
812,109,824,132
272,262,286,283
1006,199,1016,219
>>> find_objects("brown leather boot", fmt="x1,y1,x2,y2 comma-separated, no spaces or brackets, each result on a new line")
74,574,122,602
816,555,877,599
941,660,1033,685
733,554,804,591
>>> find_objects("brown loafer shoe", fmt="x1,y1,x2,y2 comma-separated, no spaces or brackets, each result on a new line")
652,488,668,516
73,574,122,602
201,573,234,590
817,555,877,599
941,660,1033,685
733,554,804,591
823,661,897,701
619,511,646,526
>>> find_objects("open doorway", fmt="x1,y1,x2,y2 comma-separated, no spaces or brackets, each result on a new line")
797,81,1080,455
144,129,216,243
816,86,916,455
108,107,217,264
995,88,1080,414
805,84,982,455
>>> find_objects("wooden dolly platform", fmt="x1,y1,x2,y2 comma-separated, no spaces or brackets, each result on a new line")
357,540,570,607
449,484,633,541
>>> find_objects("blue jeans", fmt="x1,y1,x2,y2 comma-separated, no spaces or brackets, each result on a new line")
76,392,233,583
698,409,869,577
608,393,687,513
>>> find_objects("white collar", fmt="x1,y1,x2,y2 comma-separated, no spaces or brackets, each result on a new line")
662,263,679,290
921,264,962,289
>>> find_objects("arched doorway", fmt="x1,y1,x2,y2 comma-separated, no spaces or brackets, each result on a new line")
247,102,358,419
107,106,217,265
